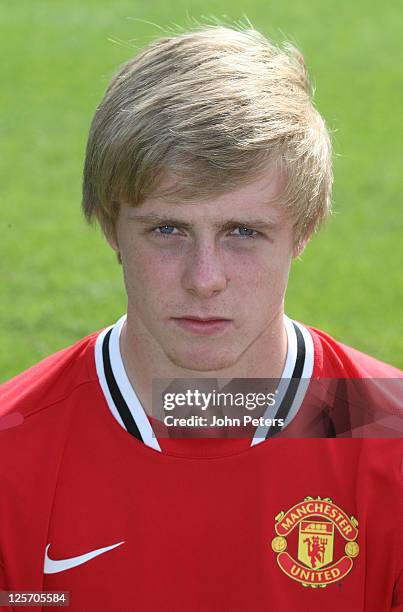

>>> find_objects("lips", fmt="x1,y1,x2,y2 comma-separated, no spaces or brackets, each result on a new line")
172,316,232,335
177,316,230,322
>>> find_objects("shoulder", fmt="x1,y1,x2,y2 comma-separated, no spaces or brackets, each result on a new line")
302,323,403,378
0,329,104,423
297,322,403,437
0,330,108,532
0,328,107,477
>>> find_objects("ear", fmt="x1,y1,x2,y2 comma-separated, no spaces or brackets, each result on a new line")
105,232,119,252
103,201,121,252
103,221,119,251
103,229,122,264
292,238,309,260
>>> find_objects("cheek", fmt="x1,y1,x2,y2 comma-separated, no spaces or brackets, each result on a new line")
227,249,291,293
122,247,180,303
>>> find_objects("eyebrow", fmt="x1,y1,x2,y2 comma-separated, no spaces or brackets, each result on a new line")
127,212,281,232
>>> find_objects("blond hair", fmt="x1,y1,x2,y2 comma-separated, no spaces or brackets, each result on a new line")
82,24,332,249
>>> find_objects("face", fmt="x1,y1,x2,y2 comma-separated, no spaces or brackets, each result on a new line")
112,167,298,372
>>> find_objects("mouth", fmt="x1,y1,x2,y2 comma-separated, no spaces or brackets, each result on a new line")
171,316,232,335
179,316,230,322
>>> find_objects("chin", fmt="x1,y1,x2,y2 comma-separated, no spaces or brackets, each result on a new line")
166,347,238,373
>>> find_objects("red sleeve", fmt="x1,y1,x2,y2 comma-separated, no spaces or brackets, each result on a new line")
392,456,403,610
306,324,403,378
393,575,403,610
0,557,7,590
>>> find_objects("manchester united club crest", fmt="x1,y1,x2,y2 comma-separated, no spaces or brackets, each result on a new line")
271,496,359,588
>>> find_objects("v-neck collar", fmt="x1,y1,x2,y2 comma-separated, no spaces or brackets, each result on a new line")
95,314,314,454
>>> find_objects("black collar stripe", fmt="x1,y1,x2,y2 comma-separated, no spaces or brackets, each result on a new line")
265,322,306,438
102,328,143,442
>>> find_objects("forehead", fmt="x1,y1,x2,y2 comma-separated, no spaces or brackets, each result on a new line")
125,164,288,223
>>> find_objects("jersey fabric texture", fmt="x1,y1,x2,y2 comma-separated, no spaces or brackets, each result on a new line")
0,315,402,612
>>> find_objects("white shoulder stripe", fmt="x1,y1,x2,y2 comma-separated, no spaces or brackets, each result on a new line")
250,317,314,445
281,319,314,428
95,325,126,430
108,316,161,451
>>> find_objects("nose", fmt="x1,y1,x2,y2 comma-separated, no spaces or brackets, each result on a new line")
182,241,228,299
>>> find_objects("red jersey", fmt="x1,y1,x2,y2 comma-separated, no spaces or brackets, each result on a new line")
0,315,402,611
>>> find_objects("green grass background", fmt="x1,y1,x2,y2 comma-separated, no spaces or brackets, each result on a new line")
1,0,402,381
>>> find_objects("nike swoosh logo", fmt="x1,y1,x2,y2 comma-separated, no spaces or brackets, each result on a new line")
44,541,125,574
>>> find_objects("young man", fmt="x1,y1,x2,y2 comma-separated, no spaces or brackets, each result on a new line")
0,25,402,611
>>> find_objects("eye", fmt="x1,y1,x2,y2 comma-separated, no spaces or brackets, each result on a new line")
231,226,258,238
153,225,179,236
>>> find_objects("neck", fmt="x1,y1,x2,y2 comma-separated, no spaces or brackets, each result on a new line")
119,310,288,416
